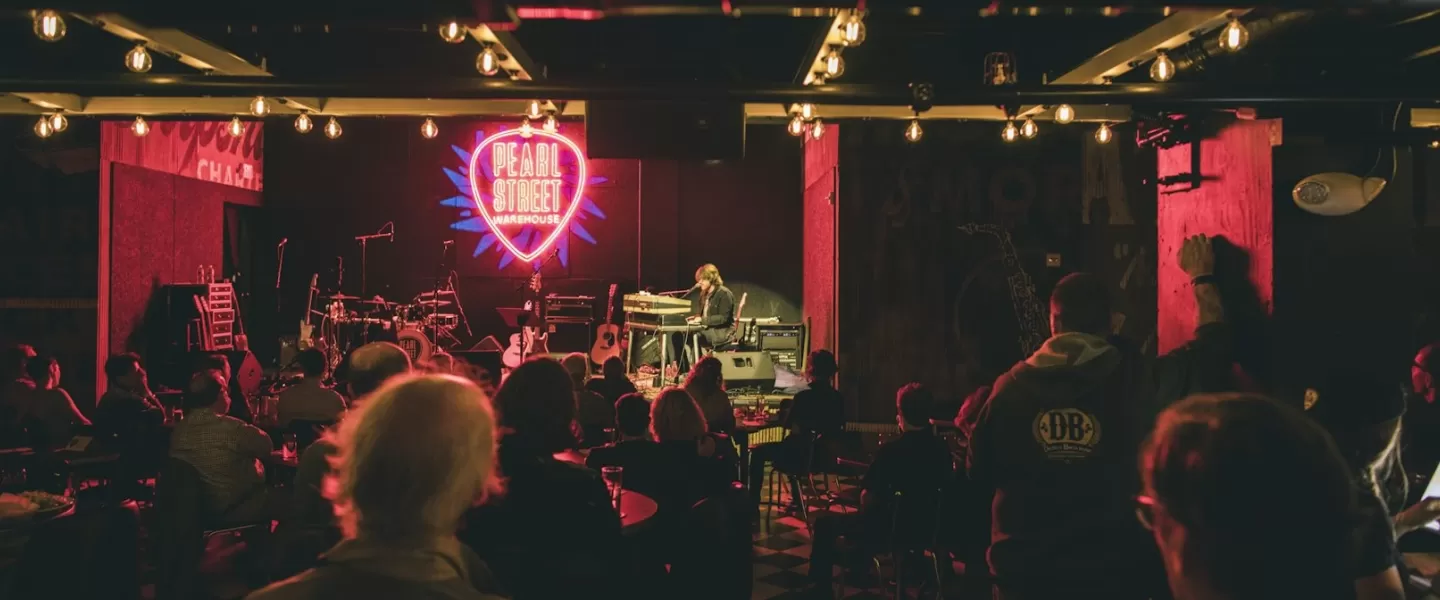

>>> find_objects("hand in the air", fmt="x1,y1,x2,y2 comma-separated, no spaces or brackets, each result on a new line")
1179,234,1215,278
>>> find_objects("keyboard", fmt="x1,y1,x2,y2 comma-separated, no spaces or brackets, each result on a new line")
626,322,704,334
622,293,691,315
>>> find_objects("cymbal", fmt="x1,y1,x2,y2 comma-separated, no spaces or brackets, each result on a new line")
326,294,362,300
358,298,395,305
415,290,454,298
415,299,452,307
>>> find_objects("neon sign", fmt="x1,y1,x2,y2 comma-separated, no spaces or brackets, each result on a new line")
467,128,588,263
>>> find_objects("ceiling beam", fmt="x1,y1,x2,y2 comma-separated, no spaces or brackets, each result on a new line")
73,13,270,75
467,25,540,81
798,10,854,86
0,97,588,118
753,104,1129,122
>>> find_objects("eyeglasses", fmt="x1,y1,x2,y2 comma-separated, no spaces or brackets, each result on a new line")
1134,494,1159,531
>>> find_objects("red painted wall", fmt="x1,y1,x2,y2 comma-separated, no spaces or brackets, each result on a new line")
1155,119,1275,354
803,126,838,355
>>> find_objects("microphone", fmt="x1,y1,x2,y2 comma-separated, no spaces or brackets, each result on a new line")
385,222,395,242
278,237,288,247
443,239,454,247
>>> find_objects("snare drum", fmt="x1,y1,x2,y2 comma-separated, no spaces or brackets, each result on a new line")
424,313,460,329
396,328,433,363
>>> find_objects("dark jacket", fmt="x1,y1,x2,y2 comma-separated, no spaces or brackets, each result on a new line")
246,538,506,600
693,286,736,346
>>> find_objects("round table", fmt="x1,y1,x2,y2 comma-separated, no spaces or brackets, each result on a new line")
618,490,657,534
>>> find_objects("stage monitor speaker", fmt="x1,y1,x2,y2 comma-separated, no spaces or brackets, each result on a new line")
452,350,503,380
715,351,776,390
545,322,593,354
469,336,504,352
586,99,745,160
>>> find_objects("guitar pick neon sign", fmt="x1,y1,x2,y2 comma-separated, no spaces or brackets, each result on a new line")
467,128,588,263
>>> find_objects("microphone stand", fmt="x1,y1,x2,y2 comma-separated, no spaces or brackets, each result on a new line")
275,239,287,312
354,222,394,298
451,270,473,337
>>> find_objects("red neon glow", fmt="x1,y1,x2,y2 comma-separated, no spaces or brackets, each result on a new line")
515,7,604,20
467,128,588,263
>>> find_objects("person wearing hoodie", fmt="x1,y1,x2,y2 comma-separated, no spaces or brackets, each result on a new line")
967,233,1226,600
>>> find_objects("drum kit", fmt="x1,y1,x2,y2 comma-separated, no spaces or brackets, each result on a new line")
306,287,470,367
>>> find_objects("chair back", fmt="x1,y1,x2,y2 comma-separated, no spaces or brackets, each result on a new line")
724,292,749,346
669,484,752,599
154,458,207,600
286,419,335,452
887,486,946,552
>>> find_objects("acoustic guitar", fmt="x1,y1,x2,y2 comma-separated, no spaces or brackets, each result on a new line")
590,284,621,366
502,272,548,369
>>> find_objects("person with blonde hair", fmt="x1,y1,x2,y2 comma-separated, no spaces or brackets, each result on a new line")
684,355,735,435
647,388,735,511
249,374,505,600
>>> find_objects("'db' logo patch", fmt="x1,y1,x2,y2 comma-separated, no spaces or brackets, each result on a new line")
1033,409,1102,460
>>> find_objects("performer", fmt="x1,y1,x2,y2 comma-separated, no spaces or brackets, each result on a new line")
686,263,736,348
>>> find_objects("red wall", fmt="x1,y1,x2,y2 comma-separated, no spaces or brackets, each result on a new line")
803,126,838,355
1156,119,1276,354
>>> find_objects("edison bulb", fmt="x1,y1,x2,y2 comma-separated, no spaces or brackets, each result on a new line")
476,47,501,76
324,117,342,139
823,49,845,79
1054,104,1076,124
34,9,66,42
125,44,152,73
1149,51,1175,82
1095,123,1114,144
542,114,558,132
1001,120,1020,143
1430,140,1440,150
1218,18,1249,52
799,103,816,120
249,96,270,117
525,100,544,120
48,113,67,133
227,117,244,137
787,115,805,137
294,113,313,134
520,118,534,138
34,116,54,139
131,116,150,137
810,119,825,140
421,118,439,139
840,13,866,47
1021,118,1039,139
439,21,466,43
904,119,923,143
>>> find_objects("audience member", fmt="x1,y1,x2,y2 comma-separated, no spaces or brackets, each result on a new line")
649,388,735,508
586,393,660,473
968,234,1225,599
462,357,624,599
1405,342,1440,477
804,383,953,596
94,353,165,440
1139,393,1355,600
684,355,735,435
20,354,90,449
563,352,613,448
198,353,252,422
429,352,456,374
749,349,844,510
0,344,37,439
169,370,280,523
277,349,347,427
586,356,637,406
248,374,506,600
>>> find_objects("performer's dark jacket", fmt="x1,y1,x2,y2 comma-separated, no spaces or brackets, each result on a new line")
693,285,736,347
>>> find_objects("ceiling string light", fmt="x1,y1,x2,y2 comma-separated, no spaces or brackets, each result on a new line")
823,48,845,79
294,112,313,134
420,117,439,139
1001,120,1020,143
249,96,270,117
810,119,826,140
542,113,559,133
48,112,68,133
476,46,501,76
520,117,534,138
1021,117,1039,139
1218,18,1250,52
227,117,244,137
125,44,153,73
1149,51,1175,82
33,9,66,42
34,116,54,139
1054,104,1076,124
131,116,150,137
904,116,923,143
439,21,467,44
840,13,866,47
525,100,544,120
787,114,805,137
324,117,342,139
799,103,816,120
1095,123,1114,144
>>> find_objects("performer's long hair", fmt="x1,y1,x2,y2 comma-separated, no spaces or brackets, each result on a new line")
695,263,723,287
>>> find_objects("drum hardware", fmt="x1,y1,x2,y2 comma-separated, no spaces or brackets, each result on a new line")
354,222,395,297
416,299,453,307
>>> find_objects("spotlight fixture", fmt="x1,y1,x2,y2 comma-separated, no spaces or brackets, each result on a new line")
904,118,923,143
1021,118,1039,139
294,113,313,134
840,13,866,47
476,46,501,76
525,100,544,120
131,116,150,137
33,9,66,42
810,119,826,140
787,115,805,137
520,117,534,138
542,114,558,133
125,44,153,73
34,116,54,139
421,118,439,139
324,117,342,139
1001,120,1020,143
1054,104,1076,124
1218,18,1249,52
799,103,816,120
249,96,270,117
1149,51,1175,82
1095,123,1114,144
439,21,466,44
227,117,244,137
823,48,845,79
48,112,68,133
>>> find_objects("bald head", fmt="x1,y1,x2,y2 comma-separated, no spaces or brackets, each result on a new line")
1049,272,1111,337
182,369,228,412
348,342,412,398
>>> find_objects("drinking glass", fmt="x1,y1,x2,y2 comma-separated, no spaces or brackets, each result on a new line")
600,466,624,512
282,433,298,460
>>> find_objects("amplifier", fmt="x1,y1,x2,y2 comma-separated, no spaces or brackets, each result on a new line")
755,323,807,372
545,294,595,321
